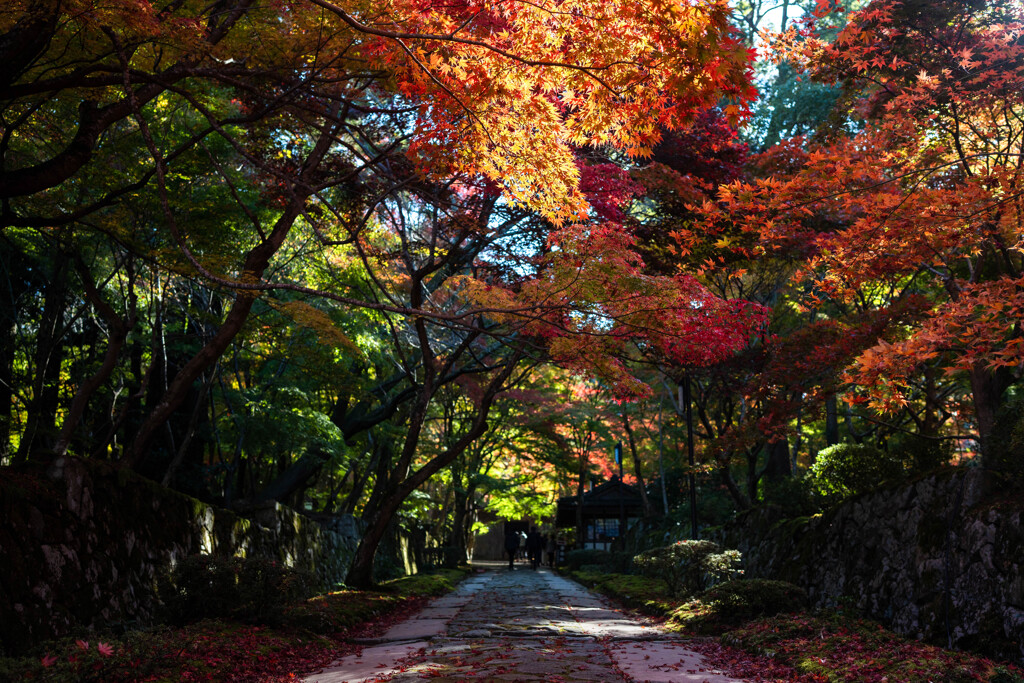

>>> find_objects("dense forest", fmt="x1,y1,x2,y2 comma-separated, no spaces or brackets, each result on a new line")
2,0,1023,588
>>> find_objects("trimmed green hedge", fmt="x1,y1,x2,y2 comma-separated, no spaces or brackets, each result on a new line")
564,549,633,573
568,569,806,635
633,540,741,598
700,579,808,623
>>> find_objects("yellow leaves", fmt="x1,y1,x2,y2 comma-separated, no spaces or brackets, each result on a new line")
425,51,447,74
269,300,364,357
354,0,751,224
450,275,518,319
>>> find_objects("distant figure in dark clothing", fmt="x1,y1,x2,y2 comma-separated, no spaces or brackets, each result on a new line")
504,528,521,569
545,534,557,568
525,526,544,570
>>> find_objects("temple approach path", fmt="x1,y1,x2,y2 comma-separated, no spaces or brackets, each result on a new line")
303,563,745,683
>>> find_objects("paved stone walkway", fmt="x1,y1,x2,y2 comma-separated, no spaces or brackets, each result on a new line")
303,565,745,683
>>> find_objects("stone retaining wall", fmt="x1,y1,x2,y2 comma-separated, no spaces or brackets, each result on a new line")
714,469,1024,663
0,458,360,655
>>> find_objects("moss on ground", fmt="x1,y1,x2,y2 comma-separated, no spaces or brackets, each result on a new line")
725,612,1024,683
566,570,1024,682
383,567,471,597
570,569,678,614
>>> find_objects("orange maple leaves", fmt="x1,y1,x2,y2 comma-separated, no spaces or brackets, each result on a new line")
311,0,753,224
694,0,1024,412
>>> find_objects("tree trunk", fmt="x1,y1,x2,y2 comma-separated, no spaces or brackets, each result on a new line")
356,438,394,518
576,446,589,549
345,493,401,588
124,204,309,469
622,409,653,520
52,259,137,460
716,454,750,510
764,437,791,482
124,113,339,470
657,399,669,516
160,370,214,487
448,485,475,564
0,306,14,459
968,360,1012,471
745,446,762,504
825,393,839,447
922,365,941,437
345,353,520,588
17,257,68,463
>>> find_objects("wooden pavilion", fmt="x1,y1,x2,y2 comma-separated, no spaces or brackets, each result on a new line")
554,475,644,551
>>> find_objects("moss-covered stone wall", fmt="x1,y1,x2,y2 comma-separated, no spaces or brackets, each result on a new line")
0,458,360,655
713,469,1024,663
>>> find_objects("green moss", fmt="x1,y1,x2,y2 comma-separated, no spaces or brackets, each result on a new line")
722,612,1023,682
769,515,814,534
567,570,677,616
284,590,407,632
382,567,470,597
702,580,807,620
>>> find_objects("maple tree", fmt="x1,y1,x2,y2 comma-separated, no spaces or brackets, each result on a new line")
1,0,773,588
8,1,1024,674
691,0,1024,473
417,372,588,561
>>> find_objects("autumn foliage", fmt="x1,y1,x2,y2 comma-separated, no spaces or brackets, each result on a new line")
689,0,1024,469
5,0,1024,666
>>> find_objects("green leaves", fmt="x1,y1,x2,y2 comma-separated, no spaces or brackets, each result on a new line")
634,540,742,599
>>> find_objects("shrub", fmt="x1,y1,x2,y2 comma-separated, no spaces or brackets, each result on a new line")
564,549,635,573
565,549,613,571
633,540,741,598
890,433,952,473
569,571,673,612
609,550,635,573
808,443,904,503
990,667,1024,683
762,475,820,517
282,590,405,633
158,554,316,626
723,612,1024,683
700,579,807,623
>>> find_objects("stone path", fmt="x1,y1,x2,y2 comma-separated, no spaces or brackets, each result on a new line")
303,565,745,683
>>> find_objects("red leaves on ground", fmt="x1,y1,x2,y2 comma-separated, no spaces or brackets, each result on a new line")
688,639,827,682
698,614,1024,683
18,591,434,683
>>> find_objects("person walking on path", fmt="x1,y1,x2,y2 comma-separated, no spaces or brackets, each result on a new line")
504,527,521,570
525,526,544,570
545,533,557,568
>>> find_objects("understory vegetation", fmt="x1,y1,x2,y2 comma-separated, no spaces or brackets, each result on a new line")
568,569,1024,683
0,566,469,682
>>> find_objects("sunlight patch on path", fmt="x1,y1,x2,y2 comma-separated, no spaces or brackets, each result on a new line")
303,641,427,683
302,567,746,682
